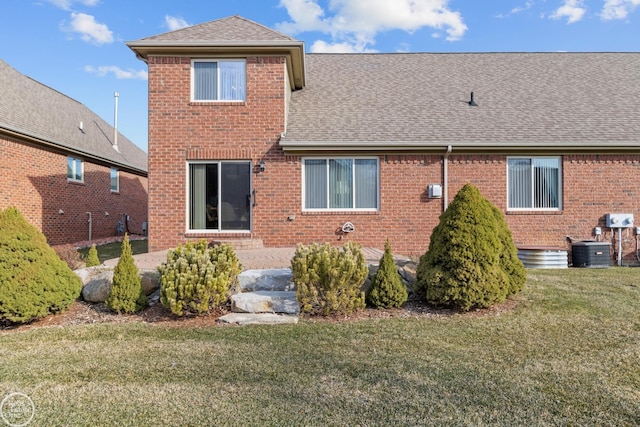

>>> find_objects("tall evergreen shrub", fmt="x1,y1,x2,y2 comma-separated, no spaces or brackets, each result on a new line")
366,239,408,308
0,207,82,324
105,234,147,313
416,183,526,311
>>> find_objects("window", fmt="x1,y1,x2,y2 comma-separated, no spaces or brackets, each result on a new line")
67,157,83,182
110,168,119,192
188,161,251,232
508,157,561,210
303,158,379,210
191,60,246,101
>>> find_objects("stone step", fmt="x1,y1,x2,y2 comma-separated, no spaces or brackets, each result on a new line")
238,268,294,292
218,313,299,325
211,239,264,250
231,291,299,315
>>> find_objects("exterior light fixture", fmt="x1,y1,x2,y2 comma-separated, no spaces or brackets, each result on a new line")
259,159,266,172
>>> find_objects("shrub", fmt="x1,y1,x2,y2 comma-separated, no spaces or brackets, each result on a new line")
85,244,100,267
0,207,82,324
366,239,408,309
53,244,84,270
416,183,526,311
105,234,147,313
159,241,241,316
292,242,368,316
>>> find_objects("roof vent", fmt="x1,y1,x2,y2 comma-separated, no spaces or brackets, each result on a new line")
468,91,478,107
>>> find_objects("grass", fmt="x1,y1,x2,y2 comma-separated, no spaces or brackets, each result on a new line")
1,268,639,426
77,239,148,264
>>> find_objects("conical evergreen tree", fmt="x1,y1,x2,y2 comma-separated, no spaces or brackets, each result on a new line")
0,207,82,324
85,244,100,267
416,183,525,311
106,234,147,313
366,239,408,308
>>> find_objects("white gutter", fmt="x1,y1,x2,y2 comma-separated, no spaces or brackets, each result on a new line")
443,145,452,211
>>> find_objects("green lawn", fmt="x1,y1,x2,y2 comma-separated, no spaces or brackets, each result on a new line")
1,268,639,426
77,239,148,264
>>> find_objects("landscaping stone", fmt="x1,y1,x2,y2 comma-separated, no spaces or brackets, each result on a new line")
218,313,299,325
238,268,294,292
75,266,160,303
231,291,299,315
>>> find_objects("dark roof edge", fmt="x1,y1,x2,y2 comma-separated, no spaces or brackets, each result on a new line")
0,126,148,176
280,140,640,155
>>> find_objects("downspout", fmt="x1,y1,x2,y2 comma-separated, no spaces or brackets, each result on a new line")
443,145,452,211
86,212,92,241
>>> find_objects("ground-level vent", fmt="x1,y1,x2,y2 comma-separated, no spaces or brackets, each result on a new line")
571,241,611,268
517,247,568,269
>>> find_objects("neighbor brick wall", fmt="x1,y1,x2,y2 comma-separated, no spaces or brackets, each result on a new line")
147,54,640,263
0,133,148,246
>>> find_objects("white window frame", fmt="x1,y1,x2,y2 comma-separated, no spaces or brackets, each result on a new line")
507,156,562,211
110,167,119,193
302,157,380,212
67,157,83,182
190,59,246,102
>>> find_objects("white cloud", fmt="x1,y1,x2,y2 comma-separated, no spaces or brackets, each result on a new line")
46,0,99,11
277,0,467,53
550,0,586,24
601,0,640,20
165,15,191,31
84,65,148,80
65,12,113,44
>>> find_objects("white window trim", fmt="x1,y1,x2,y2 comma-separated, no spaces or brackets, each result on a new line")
67,157,83,183
110,168,119,193
185,160,252,234
190,59,246,103
506,156,562,211
302,156,380,212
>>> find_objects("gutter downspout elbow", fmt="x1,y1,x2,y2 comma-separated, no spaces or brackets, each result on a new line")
443,145,452,211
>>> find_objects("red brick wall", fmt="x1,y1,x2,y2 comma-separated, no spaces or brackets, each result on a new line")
147,54,640,264
0,134,148,246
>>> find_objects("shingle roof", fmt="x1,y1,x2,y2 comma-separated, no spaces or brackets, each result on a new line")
281,52,640,153
135,15,297,44
0,59,147,174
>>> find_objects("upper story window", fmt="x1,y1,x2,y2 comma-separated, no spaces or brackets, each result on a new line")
303,158,379,211
67,157,83,182
110,167,119,192
191,59,246,102
507,157,561,210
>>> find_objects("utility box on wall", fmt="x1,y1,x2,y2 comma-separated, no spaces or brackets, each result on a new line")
571,241,611,268
428,184,442,199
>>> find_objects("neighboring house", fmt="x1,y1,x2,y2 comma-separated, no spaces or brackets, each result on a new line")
127,15,640,262
0,59,148,246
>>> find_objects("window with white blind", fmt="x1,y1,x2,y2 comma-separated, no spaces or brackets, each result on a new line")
110,168,119,192
191,59,246,102
508,157,561,210
303,158,379,211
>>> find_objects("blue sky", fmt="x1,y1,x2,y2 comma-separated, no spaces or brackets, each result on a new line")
1,0,638,152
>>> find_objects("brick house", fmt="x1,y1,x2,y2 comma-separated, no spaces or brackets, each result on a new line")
128,15,640,263
0,59,148,246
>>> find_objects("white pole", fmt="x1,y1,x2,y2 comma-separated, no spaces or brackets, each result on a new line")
113,92,119,151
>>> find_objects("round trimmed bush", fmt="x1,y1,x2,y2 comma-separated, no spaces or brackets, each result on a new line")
416,183,526,311
159,241,241,316
0,207,82,324
292,241,368,316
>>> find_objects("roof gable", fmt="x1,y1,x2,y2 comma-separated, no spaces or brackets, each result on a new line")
136,15,297,44
0,60,147,173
